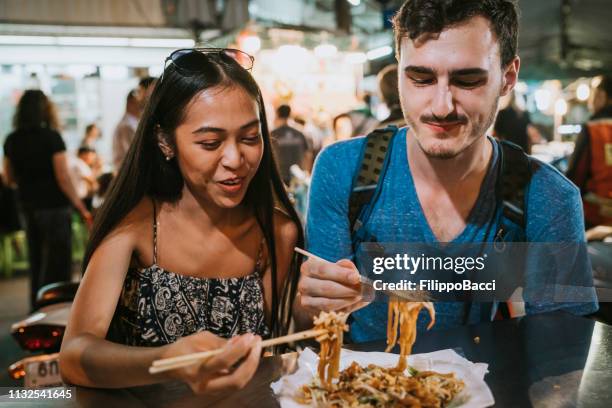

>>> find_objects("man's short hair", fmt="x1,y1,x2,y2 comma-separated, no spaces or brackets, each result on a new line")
277,104,291,119
377,64,399,107
392,0,519,67
597,75,612,98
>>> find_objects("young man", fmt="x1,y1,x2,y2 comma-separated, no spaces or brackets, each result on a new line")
112,77,157,171
271,104,312,184
112,90,141,171
297,0,598,341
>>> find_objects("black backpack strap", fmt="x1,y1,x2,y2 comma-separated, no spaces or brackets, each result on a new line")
348,126,397,252
497,140,534,232
467,140,535,324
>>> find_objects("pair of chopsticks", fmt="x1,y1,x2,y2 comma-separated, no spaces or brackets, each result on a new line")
149,328,326,374
294,247,421,302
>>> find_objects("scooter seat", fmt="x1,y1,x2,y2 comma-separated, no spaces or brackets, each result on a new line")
35,282,79,310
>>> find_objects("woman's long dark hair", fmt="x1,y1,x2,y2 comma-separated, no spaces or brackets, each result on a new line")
83,52,304,339
13,89,60,130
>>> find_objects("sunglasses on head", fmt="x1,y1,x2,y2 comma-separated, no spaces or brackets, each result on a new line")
159,48,254,83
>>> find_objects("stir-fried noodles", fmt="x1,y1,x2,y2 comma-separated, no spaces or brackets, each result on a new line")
296,362,465,408
385,300,436,372
313,311,349,388
297,304,463,407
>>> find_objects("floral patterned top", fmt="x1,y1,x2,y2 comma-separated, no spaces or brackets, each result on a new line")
106,205,271,346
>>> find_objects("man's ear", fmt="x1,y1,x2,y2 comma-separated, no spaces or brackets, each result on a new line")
156,128,174,160
501,56,521,97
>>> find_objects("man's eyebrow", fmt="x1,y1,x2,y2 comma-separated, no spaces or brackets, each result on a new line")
404,65,436,75
192,119,260,135
404,66,489,76
450,68,489,76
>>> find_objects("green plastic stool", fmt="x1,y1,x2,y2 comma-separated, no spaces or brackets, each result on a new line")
0,230,29,278
71,213,89,264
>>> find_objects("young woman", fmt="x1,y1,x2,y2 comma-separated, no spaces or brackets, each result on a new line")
4,90,91,310
59,49,304,395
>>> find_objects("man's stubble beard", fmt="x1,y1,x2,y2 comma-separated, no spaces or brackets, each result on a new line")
404,95,500,160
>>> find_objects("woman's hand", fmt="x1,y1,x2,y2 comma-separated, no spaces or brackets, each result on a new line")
160,331,262,395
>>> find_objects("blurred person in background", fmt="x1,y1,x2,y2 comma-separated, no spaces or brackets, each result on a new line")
3,90,92,310
92,172,114,212
80,123,101,149
323,112,354,147
80,123,103,175
303,109,331,158
137,76,158,110
346,93,379,138
0,171,22,234
493,90,543,154
567,75,612,227
111,78,157,171
377,64,405,127
271,104,312,183
112,89,141,170
69,147,100,211
60,48,304,394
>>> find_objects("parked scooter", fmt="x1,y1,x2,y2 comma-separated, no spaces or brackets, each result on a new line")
8,282,77,388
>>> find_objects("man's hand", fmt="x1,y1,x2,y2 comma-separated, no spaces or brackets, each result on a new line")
297,257,370,315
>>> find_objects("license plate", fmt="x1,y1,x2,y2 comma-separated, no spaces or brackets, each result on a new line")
24,353,63,388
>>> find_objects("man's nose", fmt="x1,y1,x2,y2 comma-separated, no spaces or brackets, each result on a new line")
431,83,455,119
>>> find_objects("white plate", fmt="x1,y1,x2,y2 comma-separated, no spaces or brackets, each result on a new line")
271,348,494,408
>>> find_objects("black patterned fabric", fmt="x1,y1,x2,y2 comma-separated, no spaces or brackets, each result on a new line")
107,209,270,346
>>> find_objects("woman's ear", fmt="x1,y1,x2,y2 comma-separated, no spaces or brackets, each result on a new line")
156,127,175,161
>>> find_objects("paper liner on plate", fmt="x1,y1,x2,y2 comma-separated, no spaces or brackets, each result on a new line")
271,348,494,408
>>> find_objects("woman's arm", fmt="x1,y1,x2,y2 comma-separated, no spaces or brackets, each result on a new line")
60,204,262,392
59,220,160,387
52,152,91,221
61,327,261,390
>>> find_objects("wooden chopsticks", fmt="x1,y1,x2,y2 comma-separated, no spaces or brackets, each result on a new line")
149,328,327,374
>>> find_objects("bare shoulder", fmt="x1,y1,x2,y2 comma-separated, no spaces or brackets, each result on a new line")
84,197,157,276
104,197,155,244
